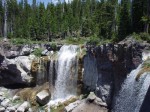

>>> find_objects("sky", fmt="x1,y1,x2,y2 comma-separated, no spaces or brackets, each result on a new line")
18,0,72,6
18,0,120,6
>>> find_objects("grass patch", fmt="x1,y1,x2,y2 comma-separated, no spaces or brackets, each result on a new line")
51,105,65,112
64,37,87,45
9,36,114,46
16,83,50,106
10,38,51,45
50,96,78,112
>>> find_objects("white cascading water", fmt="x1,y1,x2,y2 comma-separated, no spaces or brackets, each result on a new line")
113,52,150,112
52,45,79,100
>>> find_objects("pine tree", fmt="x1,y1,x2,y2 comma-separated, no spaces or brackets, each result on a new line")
37,2,46,40
132,0,147,33
141,0,150,33
118,0,131,40
7,0,18,37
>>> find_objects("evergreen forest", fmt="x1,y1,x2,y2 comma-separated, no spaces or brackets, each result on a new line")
0,0,150,43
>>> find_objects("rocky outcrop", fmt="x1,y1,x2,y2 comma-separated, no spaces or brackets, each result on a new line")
0,40,61,59
83,37,150,108
0,55,35,87
0,40,61,87
65,100,81,112
65,92,108,112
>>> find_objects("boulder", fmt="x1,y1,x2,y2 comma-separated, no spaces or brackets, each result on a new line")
15,55,35,72
0,92,4,96
6,106,16,112
0,55,35,87
0,96,5,103
42,49,50,56
20,45,33,56
72,100,108,112
12,95,20,101
87,92,96,102
65,94,106,112
28,108,33,112
94,97,107,107
0,106,5,112
36,90,50,105
5,51,20,59
65,100,81,112
42,50,54,56
1,99,11,108
17,101,30,112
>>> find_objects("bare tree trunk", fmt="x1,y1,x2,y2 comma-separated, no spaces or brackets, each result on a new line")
147,24,149,33
147,0,150,33
4,0,7,38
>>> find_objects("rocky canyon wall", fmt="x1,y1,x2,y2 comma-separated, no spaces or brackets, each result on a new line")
83,37,150,108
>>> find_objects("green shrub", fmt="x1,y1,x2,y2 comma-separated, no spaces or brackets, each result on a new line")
87,35,100,45
132,32,150,42
132,32,142,40
33,48,43,57
139,33,150,42
51,42,57,50
7,33,14,39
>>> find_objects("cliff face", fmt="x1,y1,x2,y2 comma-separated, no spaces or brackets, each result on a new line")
0,38,150,109
83,37,150,108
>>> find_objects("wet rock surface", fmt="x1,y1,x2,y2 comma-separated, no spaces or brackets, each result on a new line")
65,92,108,112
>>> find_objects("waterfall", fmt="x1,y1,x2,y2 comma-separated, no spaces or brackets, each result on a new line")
51,45,79,100
113,57,150,112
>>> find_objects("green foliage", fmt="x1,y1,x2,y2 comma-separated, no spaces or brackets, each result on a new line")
139,33,150,42
132,32,150,42
11,38,31,45
0,0,149,42
86,35,100,45
118,0,131,40
132,0,147,33
143,60,150,68
33,48,43,57
136,59,150,81
51,42,57,50
132,33,142,40
65,37,86,45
